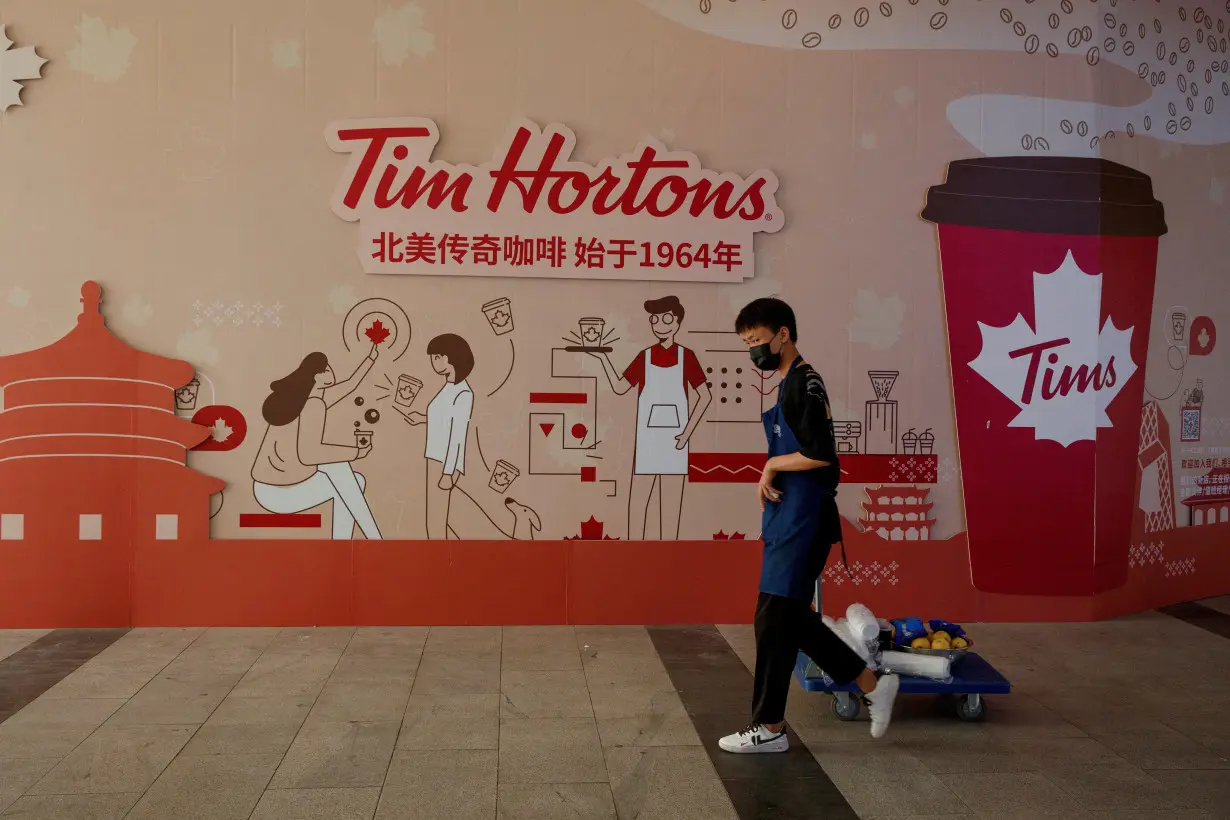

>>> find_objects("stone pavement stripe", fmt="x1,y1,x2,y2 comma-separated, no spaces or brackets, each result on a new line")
0,630,130,725
1158,601,1230,641
647,625,860,820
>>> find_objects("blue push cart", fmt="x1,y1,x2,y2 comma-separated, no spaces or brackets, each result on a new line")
793,650,1013,722
797,582,1012,722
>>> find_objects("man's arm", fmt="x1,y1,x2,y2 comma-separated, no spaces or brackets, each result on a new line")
768,367,837,473
676,348,712,444
592,351,634,395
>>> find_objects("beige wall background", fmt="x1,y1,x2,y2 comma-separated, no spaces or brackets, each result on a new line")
1,0,1227,540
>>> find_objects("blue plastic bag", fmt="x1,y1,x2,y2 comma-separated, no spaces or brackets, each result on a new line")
928,619,966,638
891,617,927,645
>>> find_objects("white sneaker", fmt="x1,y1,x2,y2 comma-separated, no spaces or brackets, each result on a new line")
866,674,900,739
718,724,789,753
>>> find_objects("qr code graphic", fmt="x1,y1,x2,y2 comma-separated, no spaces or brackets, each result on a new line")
1180,408,1201,442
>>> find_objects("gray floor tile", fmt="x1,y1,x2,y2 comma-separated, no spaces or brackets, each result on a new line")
589,686,699,748
40,630,201,700
499,718,607,784
808,740,931,779
573,626,656,655
501,627,582,672
1147,769,1230,814
900,733,1039,775
181,696,313,756
497,783,616,820
957,771,1089,818
228,655,341,700
1043,755,1190,812
411,654,501,696
605,746,739,820
327,628,425,685
27,724,195,795
398,693,499,751
1090,720,1230,770
1087,811,1218,820
249,787,380,820
160,628,280,677
378,749,496,820
109,675,237,726
308,681,411,722
0,760,56,814
822,768,963,817
424,627,501,656
975,694,1088,739
581,653,672,690
501,670,593,719
0,632,49,664
0,793,140,819
0,699,126,759
124,753,280,820
269,720,399,789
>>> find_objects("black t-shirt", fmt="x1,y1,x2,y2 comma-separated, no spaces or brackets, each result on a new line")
779,361,840,492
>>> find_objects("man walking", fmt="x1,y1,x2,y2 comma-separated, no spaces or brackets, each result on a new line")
720,297,898,752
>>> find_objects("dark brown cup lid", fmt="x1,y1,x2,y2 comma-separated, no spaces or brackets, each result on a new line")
921,156,1167,237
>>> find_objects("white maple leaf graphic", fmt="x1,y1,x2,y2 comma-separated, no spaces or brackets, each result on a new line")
847,289,905,351
968,250,1136,447
0,25,48,113
209,418,233,443
374,3,436,67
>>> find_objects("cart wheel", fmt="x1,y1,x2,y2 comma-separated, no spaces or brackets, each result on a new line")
956,694,985,722
832,693,861,721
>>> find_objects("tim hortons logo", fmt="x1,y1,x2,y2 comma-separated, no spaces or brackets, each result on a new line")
968,251,1137,447
325,118,784,283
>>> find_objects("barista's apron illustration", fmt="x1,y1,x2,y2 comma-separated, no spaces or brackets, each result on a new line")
633,347,690,475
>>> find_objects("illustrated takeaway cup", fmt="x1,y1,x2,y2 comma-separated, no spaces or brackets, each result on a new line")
922,157,1167,597
482,298,514,336
394,375,423,410
578,317,606,348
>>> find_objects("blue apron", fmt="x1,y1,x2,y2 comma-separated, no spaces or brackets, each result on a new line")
759,358,841,600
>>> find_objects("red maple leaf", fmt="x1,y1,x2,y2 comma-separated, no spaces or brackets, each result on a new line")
364,319,391,345
579,516,604,540
730,532,746,540
713,530,728,540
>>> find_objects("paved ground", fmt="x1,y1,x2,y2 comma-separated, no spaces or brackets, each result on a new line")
0,596,1227,819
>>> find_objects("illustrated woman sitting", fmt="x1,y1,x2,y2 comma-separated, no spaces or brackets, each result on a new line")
250,346,383,540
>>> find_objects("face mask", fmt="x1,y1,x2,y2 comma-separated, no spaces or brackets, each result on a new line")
749,342,781,371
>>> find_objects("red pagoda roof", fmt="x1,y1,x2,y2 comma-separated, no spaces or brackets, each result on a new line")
0,282,223,491
1182,467,1230,506
0,282,194,388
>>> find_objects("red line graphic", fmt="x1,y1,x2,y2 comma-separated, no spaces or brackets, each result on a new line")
239,514,323,528
529,392,588,404
688,453,939,484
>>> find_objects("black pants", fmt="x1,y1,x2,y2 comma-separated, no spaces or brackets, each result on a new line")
751,592,868,726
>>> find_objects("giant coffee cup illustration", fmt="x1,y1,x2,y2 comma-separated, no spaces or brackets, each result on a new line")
923,156,1167,597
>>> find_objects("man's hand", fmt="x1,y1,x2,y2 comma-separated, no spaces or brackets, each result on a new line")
401,410,426,426
438,473,455,490
757,463,782,511
368,343,380,362
674,431,689,450
355,444,373,460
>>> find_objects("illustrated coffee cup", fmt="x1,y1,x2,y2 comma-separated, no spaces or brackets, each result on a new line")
175,378,200,411
355,430,374,449
488,459,520,494
578,317,605,348
922,156,1166,597
394,374,423,409
482,297,514,336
